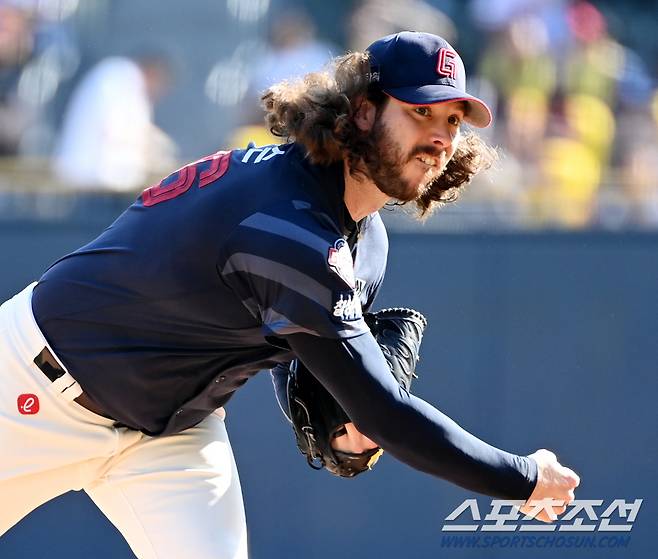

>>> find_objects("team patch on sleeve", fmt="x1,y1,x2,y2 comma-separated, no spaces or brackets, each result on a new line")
327,238,355,289
332,290,362,322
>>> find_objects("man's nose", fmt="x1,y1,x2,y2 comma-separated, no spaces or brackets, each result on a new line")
429,123,454,149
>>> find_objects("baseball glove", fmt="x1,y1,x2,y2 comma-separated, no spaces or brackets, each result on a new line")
286,307,427,478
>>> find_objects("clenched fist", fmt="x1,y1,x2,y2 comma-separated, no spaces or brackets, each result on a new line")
521,449,580,522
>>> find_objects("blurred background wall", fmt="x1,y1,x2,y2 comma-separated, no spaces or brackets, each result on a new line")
0,222,656,558
0,0,657,557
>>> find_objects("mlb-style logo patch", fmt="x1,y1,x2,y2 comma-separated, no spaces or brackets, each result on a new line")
332,290,362,322
327,239,355,288
17,394,40,415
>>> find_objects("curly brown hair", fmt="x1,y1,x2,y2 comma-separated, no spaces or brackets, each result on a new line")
261,52,497,217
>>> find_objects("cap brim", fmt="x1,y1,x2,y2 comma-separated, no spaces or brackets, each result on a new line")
384,85,493,128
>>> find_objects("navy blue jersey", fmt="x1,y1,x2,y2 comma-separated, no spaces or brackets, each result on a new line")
32,142,538,499
32,144,388,435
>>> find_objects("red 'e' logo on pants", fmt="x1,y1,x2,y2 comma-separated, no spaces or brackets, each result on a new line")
17,394,40,415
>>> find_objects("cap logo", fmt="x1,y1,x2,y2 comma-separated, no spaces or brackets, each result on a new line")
436,48,457,79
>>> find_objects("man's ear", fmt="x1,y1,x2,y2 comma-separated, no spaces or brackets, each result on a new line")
354,98,377,132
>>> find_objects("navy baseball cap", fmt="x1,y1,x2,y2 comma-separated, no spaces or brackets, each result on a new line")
366,31,492,128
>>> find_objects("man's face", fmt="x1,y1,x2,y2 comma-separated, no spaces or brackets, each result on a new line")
364,98,465,202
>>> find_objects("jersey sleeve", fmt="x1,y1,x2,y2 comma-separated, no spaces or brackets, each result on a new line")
287,331,538,499
217,203,371,339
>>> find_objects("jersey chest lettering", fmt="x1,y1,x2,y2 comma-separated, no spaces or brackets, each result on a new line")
240,145,285,164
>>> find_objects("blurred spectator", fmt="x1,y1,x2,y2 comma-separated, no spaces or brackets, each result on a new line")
529,134,602,228
564,93,614,164
597,91,658,229
478,14,557,163
0,1,82,158
619,142,658,228
249,9,334,96
52,50,176,191
562,1,621,105
230,8,334,148
0,0,655,230
0,3,36,155
348,0,456,51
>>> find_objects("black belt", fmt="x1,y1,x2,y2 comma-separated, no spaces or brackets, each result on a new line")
34,347,114,420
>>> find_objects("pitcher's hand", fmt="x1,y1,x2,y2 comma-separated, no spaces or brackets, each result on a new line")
331,422,379,454
521,449,580,522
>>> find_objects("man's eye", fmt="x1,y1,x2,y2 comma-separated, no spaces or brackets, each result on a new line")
414,107,431,117
448,114,462,126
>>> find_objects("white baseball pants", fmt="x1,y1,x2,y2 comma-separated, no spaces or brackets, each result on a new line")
0,284,248,558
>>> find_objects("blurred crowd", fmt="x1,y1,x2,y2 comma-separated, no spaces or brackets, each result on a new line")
1,0,657,230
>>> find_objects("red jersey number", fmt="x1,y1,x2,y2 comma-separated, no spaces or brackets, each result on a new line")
142,150,231,207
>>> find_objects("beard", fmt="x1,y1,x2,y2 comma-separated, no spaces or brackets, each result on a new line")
362,117,447,202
